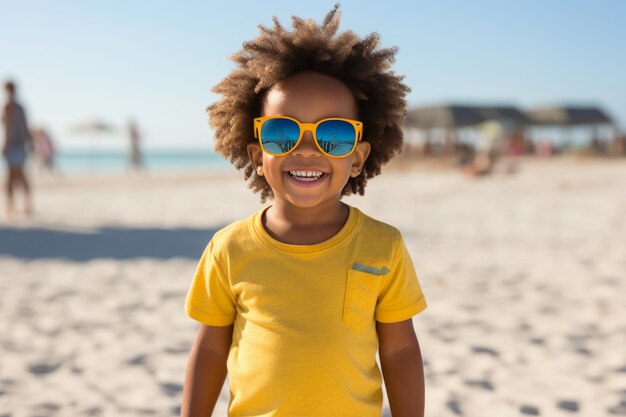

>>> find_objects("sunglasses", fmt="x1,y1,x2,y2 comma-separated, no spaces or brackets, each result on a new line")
254,116,363,158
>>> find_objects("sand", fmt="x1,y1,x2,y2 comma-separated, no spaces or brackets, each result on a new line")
1,158,625,416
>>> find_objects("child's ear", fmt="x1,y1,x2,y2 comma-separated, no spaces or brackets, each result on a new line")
247,143,264,176
350,141,371,177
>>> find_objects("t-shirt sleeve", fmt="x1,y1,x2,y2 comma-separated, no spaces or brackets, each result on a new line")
375,235,427,323
185,240,237,326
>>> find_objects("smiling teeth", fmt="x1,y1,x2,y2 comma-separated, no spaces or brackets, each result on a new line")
289,170,323,180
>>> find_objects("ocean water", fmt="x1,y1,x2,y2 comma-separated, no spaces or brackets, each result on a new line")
51,150,230,173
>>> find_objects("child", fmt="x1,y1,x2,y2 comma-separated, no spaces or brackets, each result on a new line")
182,6,427,417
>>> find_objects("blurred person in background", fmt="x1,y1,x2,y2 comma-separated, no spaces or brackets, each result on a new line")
127,118,143,169
610,132,626,156
2,80,33,218
32,126,56,173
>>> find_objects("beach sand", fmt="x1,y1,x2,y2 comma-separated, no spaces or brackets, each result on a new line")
1,158,625,416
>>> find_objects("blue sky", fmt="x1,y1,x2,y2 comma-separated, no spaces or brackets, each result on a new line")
1,0,625,151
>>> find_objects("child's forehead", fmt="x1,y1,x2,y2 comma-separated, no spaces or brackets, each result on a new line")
261,71,358,119
269,71,350,93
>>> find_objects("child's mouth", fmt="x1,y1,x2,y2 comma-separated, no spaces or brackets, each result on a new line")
286,170,326,185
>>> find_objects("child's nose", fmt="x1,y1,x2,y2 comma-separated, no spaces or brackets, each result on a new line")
293,132,321,157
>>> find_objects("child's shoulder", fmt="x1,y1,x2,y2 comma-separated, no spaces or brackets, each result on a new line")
212,215,253,239
354,208,401,239
349,207,409,262
207,211,258,255
354,206,404,244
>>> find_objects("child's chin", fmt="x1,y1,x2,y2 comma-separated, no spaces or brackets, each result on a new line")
284,194,330,209
287,198,325,209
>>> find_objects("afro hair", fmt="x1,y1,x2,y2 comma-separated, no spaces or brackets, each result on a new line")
208,4,410,202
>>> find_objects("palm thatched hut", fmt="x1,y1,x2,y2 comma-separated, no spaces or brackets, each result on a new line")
526,106,612,125
525,106,619,153
404,103,621,156
404,104,530,155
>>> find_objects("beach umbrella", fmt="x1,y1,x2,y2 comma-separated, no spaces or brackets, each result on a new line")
68,119,119,136
65,120,124,169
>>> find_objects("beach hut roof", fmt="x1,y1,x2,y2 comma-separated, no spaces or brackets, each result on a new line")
525,106,613,126
405,104,529,129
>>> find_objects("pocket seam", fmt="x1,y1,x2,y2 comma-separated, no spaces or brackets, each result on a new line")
350,263,390,276
343,269,382,332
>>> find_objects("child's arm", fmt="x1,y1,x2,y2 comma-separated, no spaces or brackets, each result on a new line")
181,323,234,417
376,319,425,417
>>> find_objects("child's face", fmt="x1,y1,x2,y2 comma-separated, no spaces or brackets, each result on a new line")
247,71,370,210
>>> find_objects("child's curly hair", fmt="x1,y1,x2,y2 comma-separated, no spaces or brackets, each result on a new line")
208,4,410,202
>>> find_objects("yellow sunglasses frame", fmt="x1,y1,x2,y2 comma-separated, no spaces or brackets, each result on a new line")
253,116,363,158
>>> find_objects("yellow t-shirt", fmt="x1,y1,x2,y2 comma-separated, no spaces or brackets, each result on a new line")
185,205,427,417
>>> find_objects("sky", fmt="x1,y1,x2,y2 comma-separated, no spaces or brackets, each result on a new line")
1,0,625,151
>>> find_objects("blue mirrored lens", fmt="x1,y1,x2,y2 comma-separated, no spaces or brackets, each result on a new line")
260,118,300,154
316,120,356,156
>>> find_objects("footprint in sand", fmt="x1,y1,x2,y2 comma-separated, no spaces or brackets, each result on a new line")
160,382,183,397
133,407,158,415
607,398,626,415
82,407,102,416
461,303,481,312
529,337,545,345
470,346,500,357
519,405,541,415
574,346,593,357
164,344,189,354
599,276,620,287
612,364,626,373
0,378,17,395
446,398,463,415
557,400,579,412
464,379,495,391
28,361,61,375
539,305,557,315
160,290,184,300
126,354,147,366
31,402,61,415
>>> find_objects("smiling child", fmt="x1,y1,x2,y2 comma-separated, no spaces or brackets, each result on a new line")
182,6,427,417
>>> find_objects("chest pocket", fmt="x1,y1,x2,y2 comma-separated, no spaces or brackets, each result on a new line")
342,267,384,332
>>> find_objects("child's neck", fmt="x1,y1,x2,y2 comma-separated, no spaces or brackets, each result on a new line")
263,200,349,245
